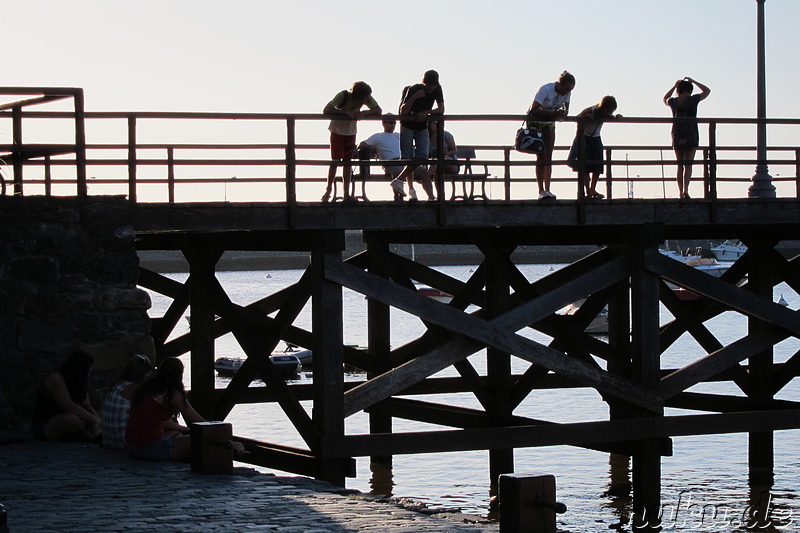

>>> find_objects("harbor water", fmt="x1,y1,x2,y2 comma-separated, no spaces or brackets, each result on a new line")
147,265,800,532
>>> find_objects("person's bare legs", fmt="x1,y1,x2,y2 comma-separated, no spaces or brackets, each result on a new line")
674,147,697,198
323,162,339,201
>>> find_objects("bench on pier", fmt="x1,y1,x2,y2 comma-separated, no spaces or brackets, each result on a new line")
336,146,490,202
443,147,490,201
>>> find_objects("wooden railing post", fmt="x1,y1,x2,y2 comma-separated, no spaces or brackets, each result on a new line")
604,147,613,199
127,115,137,205
708,121,718,221
503,147,511,201
74,88,88,196
795,149,800,198
44,155,52,196
167,147,176,204
11,105,23,196
286,117,297,228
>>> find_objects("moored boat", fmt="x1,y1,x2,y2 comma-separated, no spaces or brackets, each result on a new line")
214,353,302,377
710,240,747,261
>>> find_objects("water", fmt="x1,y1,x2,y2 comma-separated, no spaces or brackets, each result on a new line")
146,265,800,532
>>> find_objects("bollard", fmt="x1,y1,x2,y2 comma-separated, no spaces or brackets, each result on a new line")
498,473,566,533
0,503,8,533
190,421,233,475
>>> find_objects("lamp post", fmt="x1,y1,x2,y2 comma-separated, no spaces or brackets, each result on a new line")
748,0,776,198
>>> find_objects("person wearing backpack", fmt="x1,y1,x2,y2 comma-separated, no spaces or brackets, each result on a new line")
663,77,711,199
393,70,444,202
322,81,382,202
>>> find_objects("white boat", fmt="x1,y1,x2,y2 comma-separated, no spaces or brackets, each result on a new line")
661,248,733,298
710,240,747,261
214,353,302,377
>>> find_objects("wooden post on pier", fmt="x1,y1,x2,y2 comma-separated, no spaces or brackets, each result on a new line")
630,243,663,532
746,232,775,496
311,231,347,485
365,233,394,478
485,240,515,497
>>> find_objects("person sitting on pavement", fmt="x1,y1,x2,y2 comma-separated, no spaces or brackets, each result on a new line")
321,81,382,203
357,115,404,201
31,350,102,442
100,353,154,450
125,357,244,461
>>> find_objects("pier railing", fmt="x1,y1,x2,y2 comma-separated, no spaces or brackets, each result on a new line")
2,89,799,205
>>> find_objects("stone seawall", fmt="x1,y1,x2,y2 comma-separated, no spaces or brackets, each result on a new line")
0,196,153,427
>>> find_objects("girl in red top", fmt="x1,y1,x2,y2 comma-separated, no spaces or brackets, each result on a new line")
125,357,204,461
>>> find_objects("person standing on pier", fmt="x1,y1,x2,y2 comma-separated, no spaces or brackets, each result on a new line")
322,81,382,203
663,77,711,199
567,95,621,199
528,71,576,200
394,69,444,202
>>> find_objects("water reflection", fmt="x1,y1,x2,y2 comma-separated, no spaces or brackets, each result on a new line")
602,453,632,530
369,457,394,498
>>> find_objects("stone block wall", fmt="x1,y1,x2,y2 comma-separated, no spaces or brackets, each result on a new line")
0,196,153,428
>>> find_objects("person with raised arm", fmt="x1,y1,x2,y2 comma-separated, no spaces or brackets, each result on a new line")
663,77,711,199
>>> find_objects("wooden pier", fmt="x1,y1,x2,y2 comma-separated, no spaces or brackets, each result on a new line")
4,87,800,530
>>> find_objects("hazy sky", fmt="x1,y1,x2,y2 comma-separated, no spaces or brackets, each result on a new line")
4,0,800,198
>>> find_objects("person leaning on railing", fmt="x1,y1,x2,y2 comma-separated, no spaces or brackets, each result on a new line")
527,71,576,201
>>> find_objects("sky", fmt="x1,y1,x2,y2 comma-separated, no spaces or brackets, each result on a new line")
4,0,800,200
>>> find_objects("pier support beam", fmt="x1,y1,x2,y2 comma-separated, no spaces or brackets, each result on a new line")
630,245,663,531
486,242,515,498
365,233,394,490
311,231,347,485
746,235,775,491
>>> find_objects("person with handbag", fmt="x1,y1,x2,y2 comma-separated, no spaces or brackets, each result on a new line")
567,95,621,199
527,71,576,200
663,77,711,199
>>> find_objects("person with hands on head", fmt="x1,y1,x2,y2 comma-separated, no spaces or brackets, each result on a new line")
528,71,576,200
663,76,711,199
31,350,102,442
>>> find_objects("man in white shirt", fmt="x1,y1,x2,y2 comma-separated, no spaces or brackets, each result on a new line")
357,116,405,201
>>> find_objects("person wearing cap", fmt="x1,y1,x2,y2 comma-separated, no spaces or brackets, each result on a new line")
393,70,444,202
321,81,383,202
528,71,576,200
357,115,404,201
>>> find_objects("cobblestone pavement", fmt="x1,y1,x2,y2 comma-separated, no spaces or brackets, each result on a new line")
0,439,499,532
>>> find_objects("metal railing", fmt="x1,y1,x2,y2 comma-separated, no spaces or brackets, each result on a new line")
1,90,799,206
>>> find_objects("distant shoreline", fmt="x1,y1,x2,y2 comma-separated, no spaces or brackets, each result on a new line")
137,238,800,274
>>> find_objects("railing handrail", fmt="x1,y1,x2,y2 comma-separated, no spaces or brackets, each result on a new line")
3,100,800,211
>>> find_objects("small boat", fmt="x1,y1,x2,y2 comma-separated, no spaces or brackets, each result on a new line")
561,299,608,334
661,248,735,298
710,240,747,261
214,353,302,377
416,284,452,302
